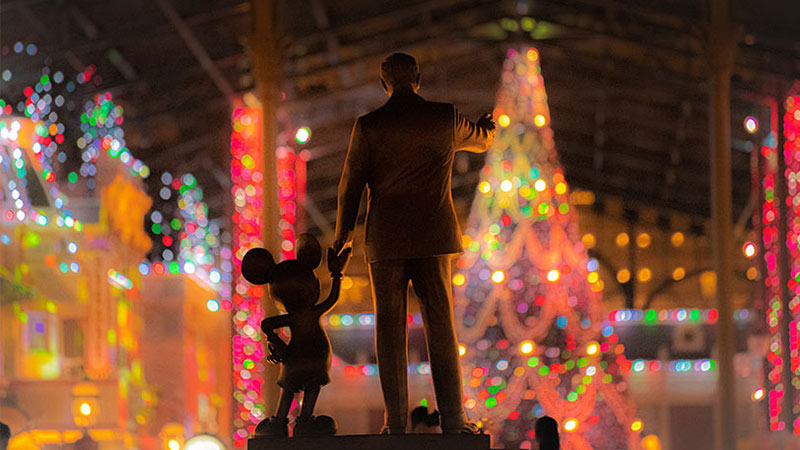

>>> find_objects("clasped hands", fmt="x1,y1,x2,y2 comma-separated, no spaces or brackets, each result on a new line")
327,240,352,278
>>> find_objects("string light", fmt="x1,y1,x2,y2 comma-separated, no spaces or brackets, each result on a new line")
294,126,311,144
637,268,652,283
519,340,535,355
609,308,749,325
491,270,505,283
617,269,631,283
744,116,758,134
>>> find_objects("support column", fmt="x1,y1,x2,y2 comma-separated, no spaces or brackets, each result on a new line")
708,1,738,449
250,0,282,417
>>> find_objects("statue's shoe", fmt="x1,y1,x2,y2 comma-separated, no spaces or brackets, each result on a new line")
293,415,337,437
443,421,482,435
254,417,289,438
378,425,406,435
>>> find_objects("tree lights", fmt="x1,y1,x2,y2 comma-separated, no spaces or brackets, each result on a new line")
453,48,637,450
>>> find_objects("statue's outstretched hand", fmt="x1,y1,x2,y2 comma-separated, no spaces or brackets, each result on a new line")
327,246,352,277
477,112,496,132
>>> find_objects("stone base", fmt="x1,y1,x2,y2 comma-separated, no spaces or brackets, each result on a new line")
248,433,491,450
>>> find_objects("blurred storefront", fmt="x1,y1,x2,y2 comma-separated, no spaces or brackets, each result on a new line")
0,116,231,449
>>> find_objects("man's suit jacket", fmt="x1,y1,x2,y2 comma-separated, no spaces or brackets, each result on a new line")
335,91,495,262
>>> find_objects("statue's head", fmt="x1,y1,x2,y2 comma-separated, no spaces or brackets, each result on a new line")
241,234,322,313
380,52,420,95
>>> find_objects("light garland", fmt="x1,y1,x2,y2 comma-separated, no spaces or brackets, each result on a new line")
324,313,422,328
276,147,298,260
609,309,750,325
230,103,266,446
783,95,800,433
454,48,637,450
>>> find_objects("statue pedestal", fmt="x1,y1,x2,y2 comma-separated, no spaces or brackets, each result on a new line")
248,433,491,450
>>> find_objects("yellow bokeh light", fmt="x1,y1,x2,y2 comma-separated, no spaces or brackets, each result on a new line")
519,340,535,355
453,274,466,286
526,48,539,61
616,232,629,247
458,344,467,356
617,269,631,283
534,179,547,192
641,435,661,450
479,181,491,194
342,276,354,290
534,114,546,127
555,182,567,194
461,234,472,248
79,402,92,416
638,268,652,282
590,280,604,292
746,266,758,280
582,233,596,249
587,272,599,283
671,232,685,247
673,267,686,281
491,270,505,283
498,114,511,127
563,418,578,432
586,341,599,355
168,440,181,450
501,179,513,192
546,269,560,282
636,233,651,248
743,242,756,258
631,419,643,432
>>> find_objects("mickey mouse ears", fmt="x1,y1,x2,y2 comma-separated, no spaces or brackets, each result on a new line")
240,234,322,285
241,247,275,285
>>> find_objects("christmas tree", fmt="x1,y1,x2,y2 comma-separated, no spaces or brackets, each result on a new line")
454,47,639,450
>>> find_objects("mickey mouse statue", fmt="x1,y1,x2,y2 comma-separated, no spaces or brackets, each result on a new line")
241,234,352,438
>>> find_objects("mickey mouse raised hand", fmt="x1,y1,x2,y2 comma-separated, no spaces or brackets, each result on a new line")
241,234,351,438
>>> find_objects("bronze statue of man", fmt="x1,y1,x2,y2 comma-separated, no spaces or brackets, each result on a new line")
333,52,496,434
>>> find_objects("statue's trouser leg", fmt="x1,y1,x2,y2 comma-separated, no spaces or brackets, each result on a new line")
299,386,321,420
369,260,410,431
409,255,468,431
275,388,294,419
